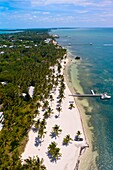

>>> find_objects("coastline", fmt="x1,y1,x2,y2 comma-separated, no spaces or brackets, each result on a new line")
64,51,98,170
21,54,88,170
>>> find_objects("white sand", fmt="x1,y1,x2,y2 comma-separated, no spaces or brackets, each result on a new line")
21,58,87,170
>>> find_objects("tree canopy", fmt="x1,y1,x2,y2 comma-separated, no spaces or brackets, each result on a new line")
0,30,66,169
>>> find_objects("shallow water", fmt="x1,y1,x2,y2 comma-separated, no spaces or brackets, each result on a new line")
51,28,113,170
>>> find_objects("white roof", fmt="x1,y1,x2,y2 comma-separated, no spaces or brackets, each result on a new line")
28,86,35,98
0,112,3,116
22,93,27,97
1,82,7,85
0,51,4,54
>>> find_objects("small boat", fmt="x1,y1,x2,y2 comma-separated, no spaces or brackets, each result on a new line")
91,89,95,95
100,93,111,100
68,43,71,46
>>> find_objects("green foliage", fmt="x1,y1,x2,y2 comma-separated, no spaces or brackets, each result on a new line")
68,103,75,110
35,118,41,129
51,124,62,138
48,142,62,161
76,130,81,137
37,119,47,139
43,107,53,119
23,156,46,170
75,130,82,141
0,30,66,169
63,134,73,145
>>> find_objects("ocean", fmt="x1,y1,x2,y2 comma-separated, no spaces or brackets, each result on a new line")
51,28,113,170
0,30,23,34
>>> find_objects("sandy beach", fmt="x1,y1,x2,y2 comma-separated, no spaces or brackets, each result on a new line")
64,53,98,170
21,55,88,170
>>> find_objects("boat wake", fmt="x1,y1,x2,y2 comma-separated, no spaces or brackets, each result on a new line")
104,44,113,46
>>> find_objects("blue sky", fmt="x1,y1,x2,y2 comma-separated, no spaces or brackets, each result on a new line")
0,0,113,28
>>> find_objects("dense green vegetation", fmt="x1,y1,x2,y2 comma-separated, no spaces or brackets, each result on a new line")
0,30,66,169
47,142,62,162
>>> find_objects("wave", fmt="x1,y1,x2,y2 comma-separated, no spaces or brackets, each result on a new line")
104,44,113,46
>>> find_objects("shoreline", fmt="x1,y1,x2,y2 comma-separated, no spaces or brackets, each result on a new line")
64,51,98,170
21,54,88,170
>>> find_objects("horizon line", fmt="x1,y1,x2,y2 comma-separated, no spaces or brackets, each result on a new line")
0,26,113,31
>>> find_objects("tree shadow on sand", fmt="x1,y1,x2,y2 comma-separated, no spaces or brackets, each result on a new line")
34,137,43,147
50,132,57,139
74,136,83,141
31,127,38,133
62,141,72,146
46,152,60,163
55,114,60,119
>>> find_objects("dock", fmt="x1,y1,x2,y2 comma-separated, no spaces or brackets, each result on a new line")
72,94,101,97
70,90,111,100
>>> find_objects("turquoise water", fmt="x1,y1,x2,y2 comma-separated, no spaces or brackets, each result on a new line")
0,30,23,34
51,28,113,170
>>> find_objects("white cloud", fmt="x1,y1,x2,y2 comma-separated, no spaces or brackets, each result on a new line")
31,0,90,6
31,0,113,7
42,12,50,15
75,10,88,14
1,0,113,28
32,11,50,15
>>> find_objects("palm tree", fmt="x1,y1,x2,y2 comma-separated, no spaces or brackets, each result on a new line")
38,127,46,140
57,62,62,74
35,118,40,129
51,124,62,138
38,94,44,102
43,111,50,119
61,81,65,90
56,106,62,118
76,130,81,137
48,141,57,151
38,119,47,139
68,103,75,110
43,100,49,110
55,79,58,87
75,130,82,141
59,92,65,100
47,107,53,116
40,119,46,129
23,156,46,170
36,102,41,109
49,94,54,106
34,109,40,116
63,134,73,145
47,142,62,161
43,107,53,119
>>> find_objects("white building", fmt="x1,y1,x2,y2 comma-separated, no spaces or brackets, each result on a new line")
3,45,7,48
28,86,35,98
0,51,4,54
1,82,7,85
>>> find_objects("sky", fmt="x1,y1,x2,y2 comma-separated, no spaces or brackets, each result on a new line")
0,0,113,29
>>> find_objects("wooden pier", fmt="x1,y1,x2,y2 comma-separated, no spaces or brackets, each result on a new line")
70,90,111,100
71,94,101,97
